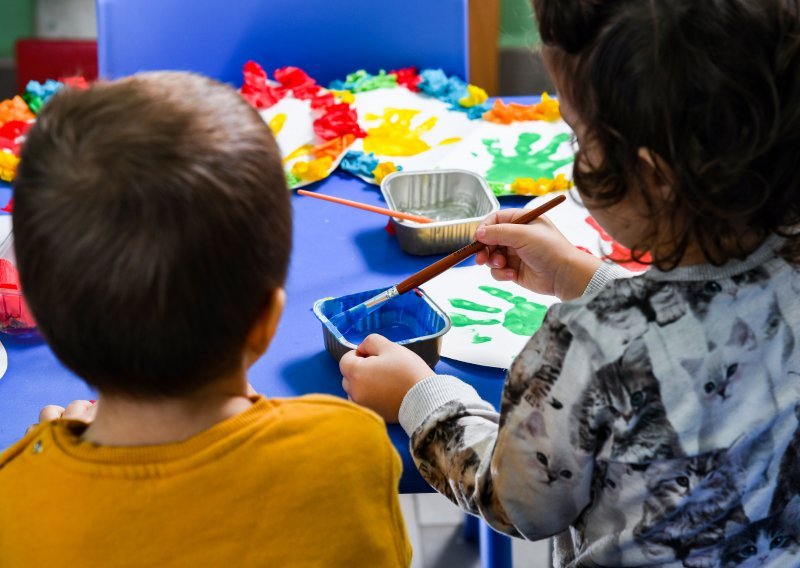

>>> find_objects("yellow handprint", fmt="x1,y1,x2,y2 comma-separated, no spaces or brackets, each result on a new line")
363,108,438,157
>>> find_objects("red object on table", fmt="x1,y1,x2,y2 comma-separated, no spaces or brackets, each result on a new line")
0,259,36,333
14,39,98,93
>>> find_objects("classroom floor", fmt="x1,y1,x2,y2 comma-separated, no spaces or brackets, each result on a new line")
400,493,551,567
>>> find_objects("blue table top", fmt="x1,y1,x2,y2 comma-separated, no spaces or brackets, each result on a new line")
0,114,537,493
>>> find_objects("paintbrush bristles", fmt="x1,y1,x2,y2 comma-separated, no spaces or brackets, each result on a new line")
328,286,398,333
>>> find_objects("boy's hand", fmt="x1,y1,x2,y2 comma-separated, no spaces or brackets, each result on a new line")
474,209,602,301
39,400,97,423
29,400,97,433
339,334,434,423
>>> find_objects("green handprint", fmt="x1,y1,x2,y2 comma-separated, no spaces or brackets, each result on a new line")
482,132,573,184
448,286,548,343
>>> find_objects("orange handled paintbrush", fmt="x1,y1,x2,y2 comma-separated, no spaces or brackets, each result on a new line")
297,190,434,224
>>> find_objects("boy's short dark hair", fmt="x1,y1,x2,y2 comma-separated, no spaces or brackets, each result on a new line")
13,71,292,397
534,0,800,268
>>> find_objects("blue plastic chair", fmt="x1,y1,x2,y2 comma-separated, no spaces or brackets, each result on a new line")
96,0,469,86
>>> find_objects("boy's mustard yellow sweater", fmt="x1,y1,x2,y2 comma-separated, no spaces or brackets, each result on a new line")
0,395,412,567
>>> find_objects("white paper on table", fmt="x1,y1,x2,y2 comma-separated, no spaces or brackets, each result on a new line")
435,119,574,190
349,87,578,193
421,264,558,369
348,88,482,179
0,216,13,382
0,341,8,382
260,97,315,158
259,97,350,189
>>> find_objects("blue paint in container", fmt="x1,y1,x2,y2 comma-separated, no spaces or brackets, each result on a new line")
344,322,420,344
313,287,451,367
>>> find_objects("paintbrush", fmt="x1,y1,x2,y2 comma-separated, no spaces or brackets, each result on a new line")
329,194,567,332
297,189,434,223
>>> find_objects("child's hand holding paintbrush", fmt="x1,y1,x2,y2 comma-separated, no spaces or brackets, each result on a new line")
330,195,569,332
339,194,600,422
474,204,603,302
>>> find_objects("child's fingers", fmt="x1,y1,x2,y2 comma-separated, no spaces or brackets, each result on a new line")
356,334,394,357
38,405,65,423
476,209,524,234
475,223,531,249
339,350,359,378
476,245,500,266
475,246,489,265
61,400,96,421
488,249,508,269
475,213,498,235
490,267,517,282
341,376,351,395
339,352,369,402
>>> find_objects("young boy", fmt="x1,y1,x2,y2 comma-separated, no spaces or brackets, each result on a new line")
0,72,411,567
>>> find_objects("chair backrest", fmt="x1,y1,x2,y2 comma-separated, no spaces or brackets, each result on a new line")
96,0,469,86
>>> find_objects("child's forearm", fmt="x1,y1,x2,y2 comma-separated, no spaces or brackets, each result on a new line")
399,382,523,537
400,306,598,540
398,376,493,435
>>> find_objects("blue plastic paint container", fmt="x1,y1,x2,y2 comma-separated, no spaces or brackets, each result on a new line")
313,287,451,367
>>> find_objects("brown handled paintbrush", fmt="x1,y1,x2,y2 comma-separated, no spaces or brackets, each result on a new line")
329,194,567,331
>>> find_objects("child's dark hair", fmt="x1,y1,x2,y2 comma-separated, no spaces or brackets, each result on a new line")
534,0,800,268
13,71,292,397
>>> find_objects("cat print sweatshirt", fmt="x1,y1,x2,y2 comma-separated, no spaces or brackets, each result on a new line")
399,234,800,568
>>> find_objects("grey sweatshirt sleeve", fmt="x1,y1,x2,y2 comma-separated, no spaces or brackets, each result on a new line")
398,306,597,540
583,262,634,296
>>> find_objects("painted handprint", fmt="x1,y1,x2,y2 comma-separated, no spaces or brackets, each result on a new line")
363,108,438,156
482,132,573,184
448,286,548,344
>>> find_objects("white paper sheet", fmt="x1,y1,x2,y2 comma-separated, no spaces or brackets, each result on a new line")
0,340,8,382
348,88,575,195
348,88,481,178
0,216,14,382
259,96,351,189
436,120,574,194
421,264,558,369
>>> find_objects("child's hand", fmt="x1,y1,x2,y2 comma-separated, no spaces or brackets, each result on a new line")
29,400,97,433
475,209,602,301
38,400,97,423
339,334,434,423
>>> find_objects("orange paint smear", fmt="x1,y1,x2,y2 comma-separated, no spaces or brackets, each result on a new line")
483,93,561,124
510,173,572,196
311,134,356,160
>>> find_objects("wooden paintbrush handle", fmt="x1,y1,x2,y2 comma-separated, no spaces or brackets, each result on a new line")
297,190,434,223
396,194,567,294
